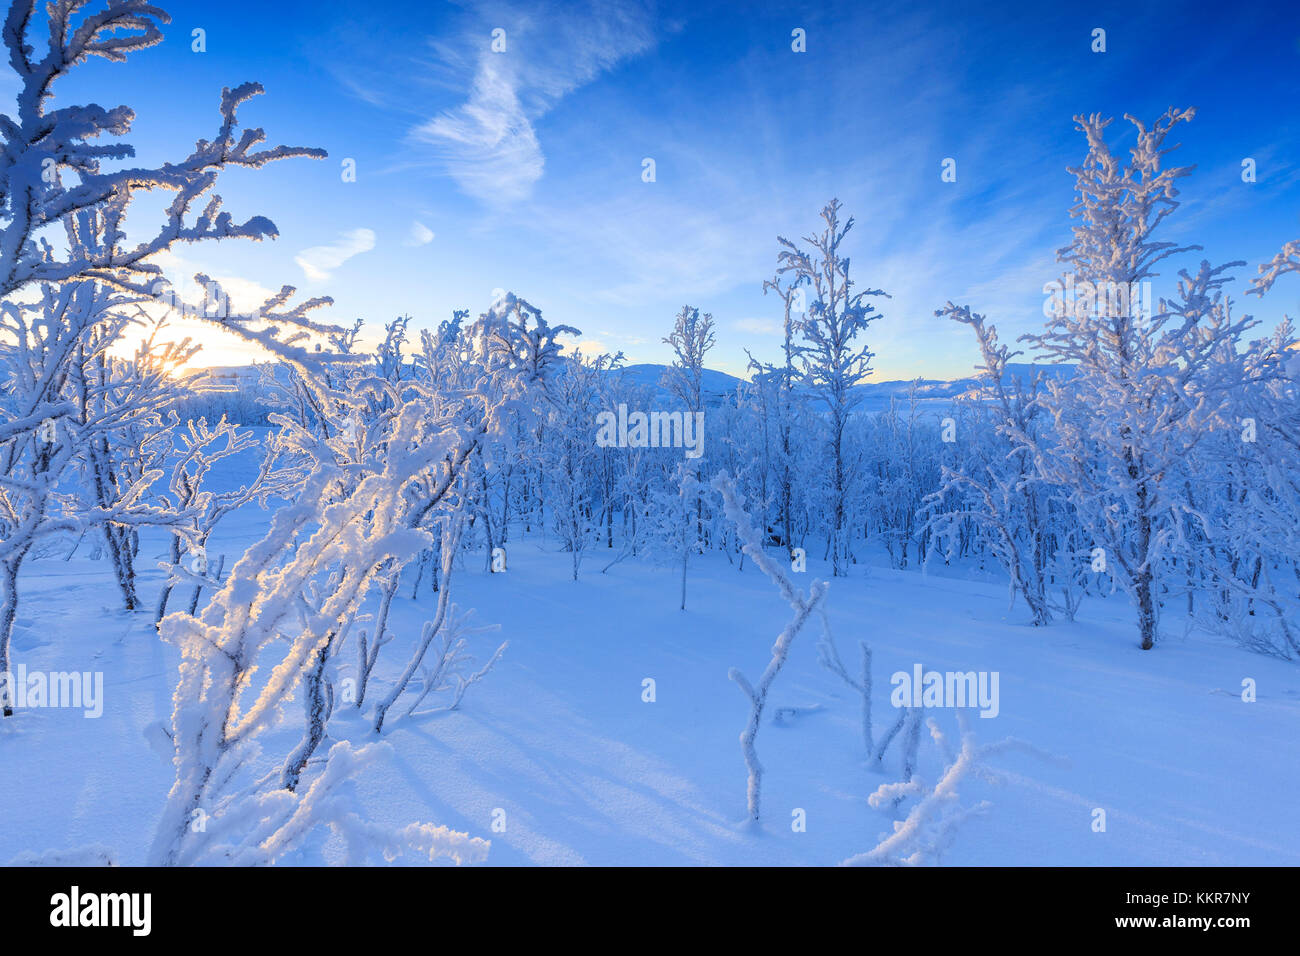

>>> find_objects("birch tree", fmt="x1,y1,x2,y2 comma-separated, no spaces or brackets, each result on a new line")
777,199,889,576
1020,108,1255,649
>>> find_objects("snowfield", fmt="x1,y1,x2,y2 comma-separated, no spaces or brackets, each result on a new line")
3,466,1296,866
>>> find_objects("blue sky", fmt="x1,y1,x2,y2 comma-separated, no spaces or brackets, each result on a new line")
33,0,1300,378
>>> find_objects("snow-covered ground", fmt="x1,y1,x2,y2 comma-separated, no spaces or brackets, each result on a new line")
3,452,1296,866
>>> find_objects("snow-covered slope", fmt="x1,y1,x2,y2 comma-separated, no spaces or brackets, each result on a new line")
1,452,1293,866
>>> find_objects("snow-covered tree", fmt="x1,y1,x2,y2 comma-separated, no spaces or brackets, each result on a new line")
643,460,703,610
924,304,1062,625
0,268,206,711
542,351,611,581
777,199,889,576
662,304,714,540
73,309,198,610
1020,110,1257,650
1198,238,1300,656
863,384,938,571
661,305,715,416
756,270,807,550
597,373,658,572
365,293,573,731
0,0,340,709
149,402,493,864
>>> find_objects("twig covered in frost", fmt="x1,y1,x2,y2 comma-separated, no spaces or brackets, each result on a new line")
815,610,924,775
842,710,1055,866
714,472,828,823
1248,238,1300,297
371,518,462,734
404,605,507,718
354,567,400,709
816,611,873,756
0,3,328,301
873,707,909,770
153,416,300,625
900,703,924,784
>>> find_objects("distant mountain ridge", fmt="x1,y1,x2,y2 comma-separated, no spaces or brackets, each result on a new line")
607,361,1074,412
182,360,1075,415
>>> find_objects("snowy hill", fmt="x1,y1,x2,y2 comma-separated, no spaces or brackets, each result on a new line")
603,361,1075,415
612,363,746,404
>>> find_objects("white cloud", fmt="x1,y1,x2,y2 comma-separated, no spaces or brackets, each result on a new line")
409,221,435,245
413,1,656,205
533,189,782,307
415,58,543,203
294,228,377,282
565,338,612,357
733,317,781,335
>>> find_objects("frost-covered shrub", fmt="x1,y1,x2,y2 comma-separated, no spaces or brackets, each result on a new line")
843,710,1054,866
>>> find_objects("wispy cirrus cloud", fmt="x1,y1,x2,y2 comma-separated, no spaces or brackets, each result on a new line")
408,221,436,245
294,228,377,282
415,57,543,203
411,1,657,205
733,317,782,335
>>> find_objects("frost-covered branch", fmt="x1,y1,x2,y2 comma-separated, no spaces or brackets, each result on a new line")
148,402,490,865
0,0,326,299
843,710,1056,866
714,471,828,823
